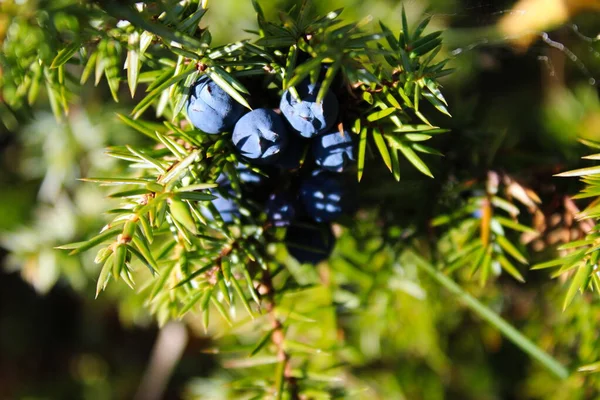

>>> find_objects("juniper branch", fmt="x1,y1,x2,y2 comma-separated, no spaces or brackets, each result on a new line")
261,265,299,400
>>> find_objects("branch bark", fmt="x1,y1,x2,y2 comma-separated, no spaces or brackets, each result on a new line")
261,266,299,400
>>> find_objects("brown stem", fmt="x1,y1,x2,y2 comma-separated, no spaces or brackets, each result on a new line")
261,266,299,400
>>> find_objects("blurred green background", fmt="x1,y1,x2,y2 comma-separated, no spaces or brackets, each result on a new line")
1,0,600,399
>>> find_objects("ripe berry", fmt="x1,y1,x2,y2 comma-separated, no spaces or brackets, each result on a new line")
232,109,289,164
313,129,355,172
187,75,245,134
203,175,241,223
280,79,339,138
275,133,308,170
201,189,240,223
218,162,266,186
285,222,335,264
300,170,346,222
213,192,240,223
265,192,296,227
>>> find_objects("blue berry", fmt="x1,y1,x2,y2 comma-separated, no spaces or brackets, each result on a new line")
210,191,240,223
217,163,266,186
280,79,339,138
236,162,266,185
300,170,346,222
313,129,355,172
266,193,296,227
232,109,288,164
202,178,240,223
285,223,335,264
275,133,308,170
187,75,245,134
201,190,240,223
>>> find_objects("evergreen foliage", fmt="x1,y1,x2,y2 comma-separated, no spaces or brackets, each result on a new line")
2,0,600,398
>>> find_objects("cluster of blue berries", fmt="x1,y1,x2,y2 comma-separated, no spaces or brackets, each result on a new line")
187,67,356,264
